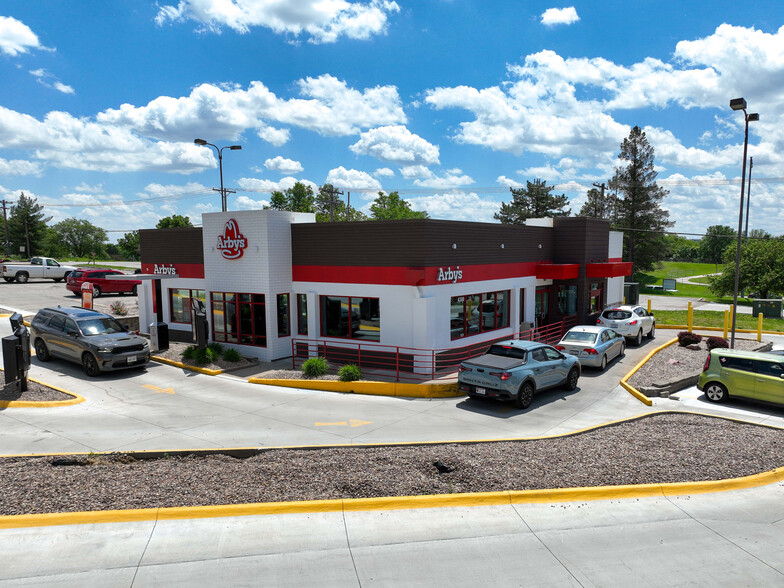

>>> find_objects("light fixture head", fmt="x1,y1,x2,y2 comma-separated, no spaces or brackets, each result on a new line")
500,243,505,249
452,243,457,249
194,138,207,145
729,98,747,111
748,113,759,122
230,145,242,150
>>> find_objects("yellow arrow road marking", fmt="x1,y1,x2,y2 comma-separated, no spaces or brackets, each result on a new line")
350,419,373,427
315,419,373,427
142,384,175,394
314,421,348,426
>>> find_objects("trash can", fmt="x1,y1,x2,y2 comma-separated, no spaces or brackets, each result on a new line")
752,299,782,319
624,282,640,305
149,321,170,352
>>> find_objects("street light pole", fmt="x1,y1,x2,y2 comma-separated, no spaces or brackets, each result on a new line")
728,98,759,349
743,156,753,239
194,139,242,212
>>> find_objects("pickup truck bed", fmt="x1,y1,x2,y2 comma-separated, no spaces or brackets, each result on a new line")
461,354,525,370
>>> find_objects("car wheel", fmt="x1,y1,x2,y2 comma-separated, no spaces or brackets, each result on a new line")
92,285,102,297
599,354,607,371
634,329,642,346
34,339,51,362
704,382,728,403
82,353,100,377
563,367,579,391
131,285,138,296
647,322,656,339
619,341,626,357
53,277,63,282
3,277,13,283
515,381,534,409
16,272,28,283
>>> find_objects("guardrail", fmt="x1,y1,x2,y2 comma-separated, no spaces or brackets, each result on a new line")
291,315,578,382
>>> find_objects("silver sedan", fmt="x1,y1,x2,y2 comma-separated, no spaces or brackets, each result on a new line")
555,325,626,370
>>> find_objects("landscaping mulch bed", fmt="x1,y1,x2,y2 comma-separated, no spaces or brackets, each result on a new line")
0,413,781,516
0,379,73,403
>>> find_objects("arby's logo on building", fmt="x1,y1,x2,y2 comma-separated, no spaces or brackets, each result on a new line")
437,266,462,283
217,219,247,260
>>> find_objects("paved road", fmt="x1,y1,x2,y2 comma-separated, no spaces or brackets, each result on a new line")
2,287,784,585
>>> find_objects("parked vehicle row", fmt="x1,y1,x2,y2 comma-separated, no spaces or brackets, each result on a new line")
66,268,140,297
1,257,78,283
596,305,655,346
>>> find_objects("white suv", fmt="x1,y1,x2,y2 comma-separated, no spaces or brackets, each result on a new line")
597,305,655,346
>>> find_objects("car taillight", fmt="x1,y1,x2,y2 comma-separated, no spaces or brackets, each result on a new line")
629,320,638,325
555,345,565,351
584,348,598,355
490,371,512,380
596,319,602,324
458,365,472,373
703,355,711,372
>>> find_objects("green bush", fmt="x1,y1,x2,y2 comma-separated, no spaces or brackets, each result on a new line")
338,364,362,382
207,342,224,355
223,348,242,362
302,356,330,378
182,346,197,360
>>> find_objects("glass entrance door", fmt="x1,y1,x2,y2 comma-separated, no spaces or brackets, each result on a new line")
535,287,550,327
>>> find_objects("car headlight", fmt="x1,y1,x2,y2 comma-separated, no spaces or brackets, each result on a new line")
97,347,112,353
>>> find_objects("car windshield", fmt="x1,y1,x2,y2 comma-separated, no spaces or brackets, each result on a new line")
487,344,527,360
602,310,632,320
77,318,126,336
563,331,598,343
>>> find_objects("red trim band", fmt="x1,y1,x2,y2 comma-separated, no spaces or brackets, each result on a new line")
141,263,205,279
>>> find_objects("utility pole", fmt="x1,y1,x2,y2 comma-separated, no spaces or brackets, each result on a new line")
0,198,12,257
743,157,753,239
591,182,606,218
323,185,344,222
24,220,30,257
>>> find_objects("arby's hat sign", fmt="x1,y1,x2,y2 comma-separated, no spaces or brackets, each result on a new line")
217,219,247,260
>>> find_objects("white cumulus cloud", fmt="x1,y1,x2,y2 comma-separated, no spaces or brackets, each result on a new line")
0,16,41,55
325,166,381,192
540,7,579,27
237,176,318,193
155,0,400,44
350,125,440,165
264,156,303,174
0,157,43,176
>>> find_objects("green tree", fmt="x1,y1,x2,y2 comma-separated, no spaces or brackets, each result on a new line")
315,184,367,222
156,214,193,228
700,225,736,269
7,192,51,257
611,126,673,273
40,227,70,259
710,238,784,299
50,218,107,257
117,231,140,260
665,234,701,262
494,179,570,224
370,191,428,220
578,187,617,220
268,182,316,213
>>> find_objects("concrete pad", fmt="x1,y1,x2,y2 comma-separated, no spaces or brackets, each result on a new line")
0,567,137,587
350,531,581,587
142,512,347,565
0,520,154,579
133,548,360,587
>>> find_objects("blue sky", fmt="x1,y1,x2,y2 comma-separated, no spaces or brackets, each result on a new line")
1,1,783,241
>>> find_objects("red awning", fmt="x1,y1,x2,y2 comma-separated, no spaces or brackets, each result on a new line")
536,263,579,280
586,262,633,278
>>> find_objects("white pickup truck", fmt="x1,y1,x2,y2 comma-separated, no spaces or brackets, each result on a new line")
1,257,79,283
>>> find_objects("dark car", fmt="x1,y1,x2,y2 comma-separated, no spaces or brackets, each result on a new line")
30,306,150,376
66,268,141,297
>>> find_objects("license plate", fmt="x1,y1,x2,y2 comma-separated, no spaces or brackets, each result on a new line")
474,387,486,395
127,356,138,364
610,322,617,328
569,350,579,355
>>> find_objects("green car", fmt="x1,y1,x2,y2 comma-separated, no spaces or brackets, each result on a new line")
697,349,784,406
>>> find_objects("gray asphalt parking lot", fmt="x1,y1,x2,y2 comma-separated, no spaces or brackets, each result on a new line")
2,282,784,585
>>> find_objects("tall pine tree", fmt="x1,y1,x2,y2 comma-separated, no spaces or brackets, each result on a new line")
578,187,617,220
612,127,673,273
494,179,570,224
7,193,51,257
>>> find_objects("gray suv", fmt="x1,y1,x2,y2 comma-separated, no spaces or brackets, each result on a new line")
30,307,150,376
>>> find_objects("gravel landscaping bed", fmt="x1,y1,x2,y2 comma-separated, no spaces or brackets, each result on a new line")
0,380,73,403
1,413,782,516
153,341,257,372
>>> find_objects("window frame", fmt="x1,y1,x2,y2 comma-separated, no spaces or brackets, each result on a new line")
450,289,511,341
319,295,380,341
296,293,308,336
210,291,267,347
169,288,206,325
277,293,291,338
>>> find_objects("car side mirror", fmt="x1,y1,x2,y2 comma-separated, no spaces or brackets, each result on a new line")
649,311,654,316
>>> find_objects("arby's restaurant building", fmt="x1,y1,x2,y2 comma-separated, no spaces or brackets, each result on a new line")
138,210,631,373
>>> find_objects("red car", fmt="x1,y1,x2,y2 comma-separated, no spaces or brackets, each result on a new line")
66,268,141,297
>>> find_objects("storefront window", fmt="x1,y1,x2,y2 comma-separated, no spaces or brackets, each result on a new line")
297,294,308,335
211,292,265,347
557,285,578,316
169,289,206,324
277,294,290,337
320,296,380,342
589,282,603,314
450,290,510,340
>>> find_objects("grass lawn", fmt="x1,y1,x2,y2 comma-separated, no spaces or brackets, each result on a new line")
654,310,784,333
634,261,739,303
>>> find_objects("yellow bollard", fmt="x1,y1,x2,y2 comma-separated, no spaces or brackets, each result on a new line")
647,298,651,313
723,310,729,339
687,301,693,333
758,313,763,342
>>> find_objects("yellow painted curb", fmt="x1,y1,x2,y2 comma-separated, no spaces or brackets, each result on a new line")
657,324,783,335
248,377,462,398
2,465,782,530
0,371,85,408
151,355,223,375
619,337,679,406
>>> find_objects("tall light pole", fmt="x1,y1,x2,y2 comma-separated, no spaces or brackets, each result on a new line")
743,156,753,239
728,98,759,349
194,139,242,212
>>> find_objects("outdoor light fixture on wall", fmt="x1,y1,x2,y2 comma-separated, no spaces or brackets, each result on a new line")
452,243,457,249
728,97,759,349
194,138,242,212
